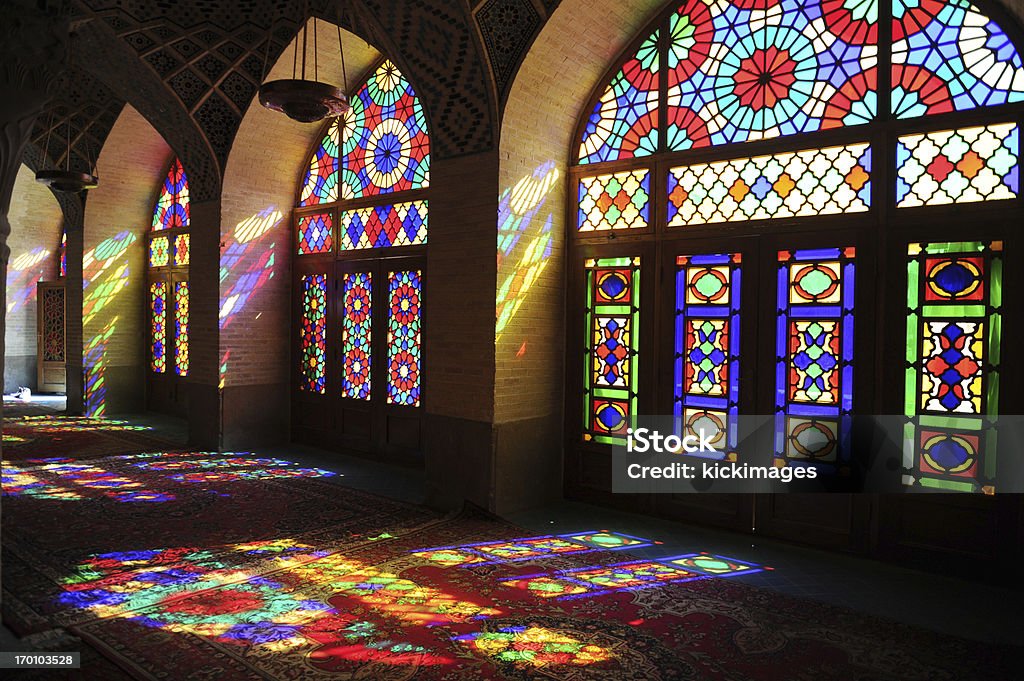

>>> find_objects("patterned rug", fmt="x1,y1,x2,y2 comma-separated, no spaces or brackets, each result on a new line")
2,437,1016,679
2,449,438,635
60,511,1014,681
2,413,181,462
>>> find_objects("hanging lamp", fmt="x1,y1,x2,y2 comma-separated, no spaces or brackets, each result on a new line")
36,32,99,193
258,2,350,123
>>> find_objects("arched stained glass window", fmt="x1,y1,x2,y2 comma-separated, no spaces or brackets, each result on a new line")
293,58,429,455
148,158,190,384
571,0,1022,493
892,0,1024,116
153,158,190,229
299,59,430,205
577,0,1024,162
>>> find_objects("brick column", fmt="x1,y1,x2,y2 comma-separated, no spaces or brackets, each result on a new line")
423,149,500,510
187,198,223,447
63,200,85,413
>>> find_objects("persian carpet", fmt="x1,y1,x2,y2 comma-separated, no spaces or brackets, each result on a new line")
11,505,1015,680
2,413,181,462
2,449,438,635
3,441,1016,679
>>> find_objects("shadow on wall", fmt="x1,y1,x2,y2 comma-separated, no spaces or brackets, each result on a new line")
82,231,137,416
6,247,52,315
496,162,560,352
218,208,284,388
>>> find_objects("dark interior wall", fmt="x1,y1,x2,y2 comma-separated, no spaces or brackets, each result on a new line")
4,164,61,393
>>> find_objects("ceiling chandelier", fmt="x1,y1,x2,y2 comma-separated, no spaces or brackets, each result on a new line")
258,1,350,123
36,32,99,193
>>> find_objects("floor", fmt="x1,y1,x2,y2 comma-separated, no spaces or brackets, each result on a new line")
2,399,1022,658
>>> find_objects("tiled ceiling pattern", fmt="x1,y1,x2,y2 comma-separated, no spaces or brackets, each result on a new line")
74,0,303,178
475,0,544,105
22,0,561,201
26,66,124,178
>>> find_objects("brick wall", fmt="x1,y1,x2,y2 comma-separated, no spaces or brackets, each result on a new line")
219,22,379,392
495,0,665,425
82,105,170,415
4,164,61,392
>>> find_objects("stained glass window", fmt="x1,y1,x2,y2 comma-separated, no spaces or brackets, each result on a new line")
577,170,650,232
775,248,856,467
174,282,189,377
342,272,372,400
568,0,1021,479
578,29,660,164
300,274,328,394
584,257,641,444
150,282,166,374
387,270,422,406
299,118,340,206
294,60,430,415
892,0,1024,118
903,241,1001,493
896,123,1019,207
341,200,427,249
674,254,741,459
149,236,169,268
174,234,190,266
149,158,189,385
297,212,334,255
667,144,872,225
342,60,429,198
152,158,189,230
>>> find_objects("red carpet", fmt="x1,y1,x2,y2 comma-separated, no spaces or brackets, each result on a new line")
2,416,1016,679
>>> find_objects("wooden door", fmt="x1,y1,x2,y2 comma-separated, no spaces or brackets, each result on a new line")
36,282,66,393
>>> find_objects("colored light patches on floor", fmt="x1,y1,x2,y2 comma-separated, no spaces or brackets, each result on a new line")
2,463,84,500
661,552,765,577
565,531,650,550
25,462,175,503
283,555,503,627
305,617,449,668
506,561,702,601
12,415,153,433
57,541,336,649
454,626,612,668
501,553,766,601
103,451,337,483
2,433,31,446
413,531,655,567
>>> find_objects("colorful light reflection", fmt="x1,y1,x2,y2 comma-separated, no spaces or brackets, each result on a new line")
501,553,764,601
454,626,612,668
6,246,51,314
219,208,281,333
413,530,653,567
496,163,558,342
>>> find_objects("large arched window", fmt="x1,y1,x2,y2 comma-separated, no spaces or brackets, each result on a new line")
293,59,429,455
570,0,1021,493
147,157,190,414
